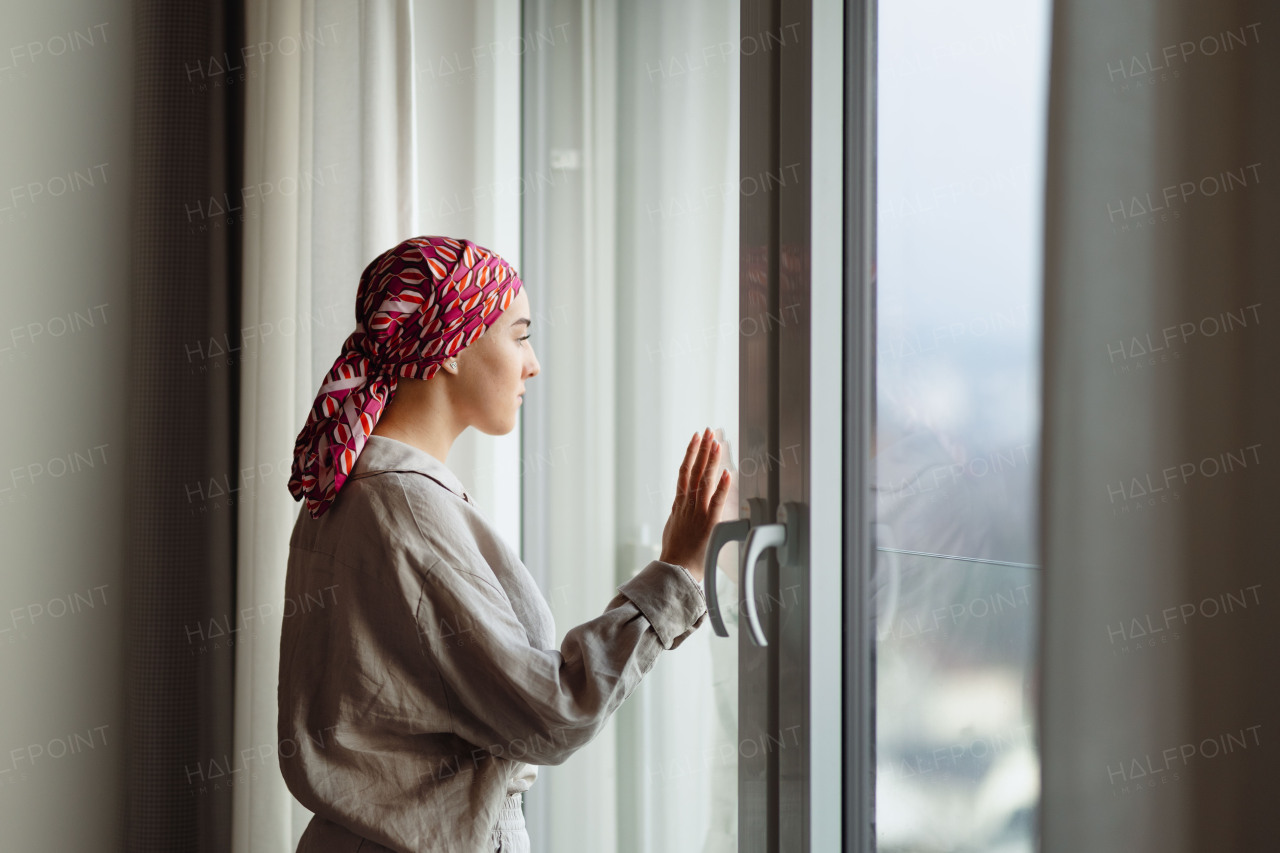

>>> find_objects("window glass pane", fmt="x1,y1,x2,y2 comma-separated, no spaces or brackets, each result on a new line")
873,0,1051,849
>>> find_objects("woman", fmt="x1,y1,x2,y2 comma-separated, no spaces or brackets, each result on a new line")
279,236,731,852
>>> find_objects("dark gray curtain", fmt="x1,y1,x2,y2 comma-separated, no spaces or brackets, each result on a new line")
1040,1,1280,850
125,1,241,849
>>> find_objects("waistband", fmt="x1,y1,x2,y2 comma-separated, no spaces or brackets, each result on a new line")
494,793,525,831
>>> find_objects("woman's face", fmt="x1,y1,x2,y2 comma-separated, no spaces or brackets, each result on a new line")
453,286,540,435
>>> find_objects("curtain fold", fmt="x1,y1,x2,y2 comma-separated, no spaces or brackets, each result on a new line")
234,2,417,850
502,2,743,849
529,1,743,850
125,1,240,850
1040,1,1280,849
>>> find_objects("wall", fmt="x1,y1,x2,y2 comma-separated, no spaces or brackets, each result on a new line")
0,0,132,848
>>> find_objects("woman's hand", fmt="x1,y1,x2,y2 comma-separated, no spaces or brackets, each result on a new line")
659,427,732,583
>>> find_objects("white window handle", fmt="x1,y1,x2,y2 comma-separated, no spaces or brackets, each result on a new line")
704,517,750,637
735,501,807,647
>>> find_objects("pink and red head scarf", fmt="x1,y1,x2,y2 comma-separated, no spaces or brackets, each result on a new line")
288,235,524,518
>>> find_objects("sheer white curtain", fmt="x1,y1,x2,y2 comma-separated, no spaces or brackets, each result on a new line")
524,1,741,851
234,1,521,851
612,4,741,852
1040,1,1279,850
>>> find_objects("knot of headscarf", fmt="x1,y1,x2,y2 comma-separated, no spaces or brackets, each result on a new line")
288,235,523,518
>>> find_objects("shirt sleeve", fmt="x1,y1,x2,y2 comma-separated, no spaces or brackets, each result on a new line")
415,556,707,767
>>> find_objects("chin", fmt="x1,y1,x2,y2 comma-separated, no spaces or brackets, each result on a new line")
481,416,519,436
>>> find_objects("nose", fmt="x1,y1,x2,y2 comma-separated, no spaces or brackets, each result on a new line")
525,344,540,378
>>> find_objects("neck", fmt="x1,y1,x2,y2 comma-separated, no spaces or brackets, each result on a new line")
371,381,464,464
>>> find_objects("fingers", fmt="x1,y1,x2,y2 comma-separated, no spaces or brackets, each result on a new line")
676,428,727,513
709,465,731,514
691,427,711,502
680,429,708,502
676,431,698,500
701,425,721,479
699,439,721,504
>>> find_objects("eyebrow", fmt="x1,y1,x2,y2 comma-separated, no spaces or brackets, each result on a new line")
511,318,532,328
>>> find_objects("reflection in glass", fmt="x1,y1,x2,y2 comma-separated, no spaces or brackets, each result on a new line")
873,0,1050,849
874,551,1038,852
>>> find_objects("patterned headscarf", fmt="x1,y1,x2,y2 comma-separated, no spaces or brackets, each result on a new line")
288,235,524,518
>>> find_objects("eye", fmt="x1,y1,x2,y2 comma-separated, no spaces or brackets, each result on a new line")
518,334,531,344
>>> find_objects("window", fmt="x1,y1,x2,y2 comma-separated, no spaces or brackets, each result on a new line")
873,0,1051,849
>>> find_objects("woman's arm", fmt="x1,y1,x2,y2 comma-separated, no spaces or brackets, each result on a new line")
414,555,707,767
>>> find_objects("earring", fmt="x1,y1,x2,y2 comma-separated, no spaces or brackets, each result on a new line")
451,361,458,369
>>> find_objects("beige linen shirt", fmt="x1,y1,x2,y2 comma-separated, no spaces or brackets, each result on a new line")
278,434,708,852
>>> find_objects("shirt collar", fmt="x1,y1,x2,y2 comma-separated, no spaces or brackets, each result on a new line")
350,434,471,502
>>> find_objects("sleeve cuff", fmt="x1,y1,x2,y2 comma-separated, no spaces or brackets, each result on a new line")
616,559,709,650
